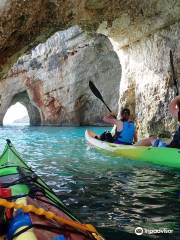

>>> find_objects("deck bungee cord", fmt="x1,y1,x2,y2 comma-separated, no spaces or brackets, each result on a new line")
0,165,77,220
0,140,105,240
12,224,97,240
0,140,80,220
0,199,104,240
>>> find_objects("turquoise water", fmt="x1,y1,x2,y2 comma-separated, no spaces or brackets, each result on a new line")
0,126,180,239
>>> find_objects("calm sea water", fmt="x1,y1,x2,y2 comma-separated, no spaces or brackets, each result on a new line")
0,126,179,240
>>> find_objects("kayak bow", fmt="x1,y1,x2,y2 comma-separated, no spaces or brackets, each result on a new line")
0,139,105,240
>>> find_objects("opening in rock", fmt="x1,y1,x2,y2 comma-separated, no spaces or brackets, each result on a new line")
2,91,41,126
3,102,29,126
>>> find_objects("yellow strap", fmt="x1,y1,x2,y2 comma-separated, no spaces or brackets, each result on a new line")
0,199,104,240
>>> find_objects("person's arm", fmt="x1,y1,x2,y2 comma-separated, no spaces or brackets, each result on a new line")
103,113,118,125
103,113,123,131
169,95,180,120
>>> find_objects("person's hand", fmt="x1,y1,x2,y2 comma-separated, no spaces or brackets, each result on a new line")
174,96,180,108
169,95,180,120
110,112,117,118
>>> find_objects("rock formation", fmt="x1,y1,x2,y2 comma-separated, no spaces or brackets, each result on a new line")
114,22,180,136
0,26,121,126
0,0,179,135
0,0,179,78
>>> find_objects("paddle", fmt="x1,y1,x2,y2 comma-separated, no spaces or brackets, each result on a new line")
89,81,112,113
170,50,180,121
170,50,179,96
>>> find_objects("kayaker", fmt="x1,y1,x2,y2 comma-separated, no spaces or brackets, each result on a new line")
96,108,137,144
135,95,180,148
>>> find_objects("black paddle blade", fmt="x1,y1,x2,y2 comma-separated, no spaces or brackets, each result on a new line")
89,81,112,112
170,50,179,96
170,50,180,119
89,81,104,101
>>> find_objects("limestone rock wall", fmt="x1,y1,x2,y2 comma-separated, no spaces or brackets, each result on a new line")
0,71,42,125
0,75,25,124
0,26,121,126
0,0,179,134
0,0,179,79
112,22,180,137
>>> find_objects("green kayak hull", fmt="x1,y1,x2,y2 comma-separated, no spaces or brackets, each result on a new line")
85,130,180,168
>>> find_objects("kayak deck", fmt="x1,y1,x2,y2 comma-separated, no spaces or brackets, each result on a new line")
85,130,180,168
0,140,104,240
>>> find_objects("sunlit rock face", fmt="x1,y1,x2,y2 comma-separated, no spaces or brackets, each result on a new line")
113,22,180,137
0,0,179,133
0,0,179,79
0,26,121,126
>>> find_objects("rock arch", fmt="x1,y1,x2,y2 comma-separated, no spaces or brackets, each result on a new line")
0,27,121,126
1,91,41,126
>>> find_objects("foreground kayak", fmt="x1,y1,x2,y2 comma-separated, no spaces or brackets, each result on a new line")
85,130,180,168
0,140,104,240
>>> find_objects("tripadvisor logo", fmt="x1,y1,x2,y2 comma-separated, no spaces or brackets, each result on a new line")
135,227,143,235
135,227,173,235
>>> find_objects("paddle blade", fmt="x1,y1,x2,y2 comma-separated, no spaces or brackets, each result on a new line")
170,50,180,118
89,81,112,112
170,50,179,96
89,81,104,101
170,50,173,66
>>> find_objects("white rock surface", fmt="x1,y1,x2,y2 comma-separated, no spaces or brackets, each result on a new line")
111,22,180,137
0,26,121,126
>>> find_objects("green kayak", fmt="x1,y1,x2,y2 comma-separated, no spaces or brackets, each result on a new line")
85,130,180,168
0,139,104,240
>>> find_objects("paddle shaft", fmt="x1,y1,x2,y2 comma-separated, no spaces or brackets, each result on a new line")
101,99,112,113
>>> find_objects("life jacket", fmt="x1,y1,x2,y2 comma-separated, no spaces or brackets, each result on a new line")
168,125,180,148
115,121,135,144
